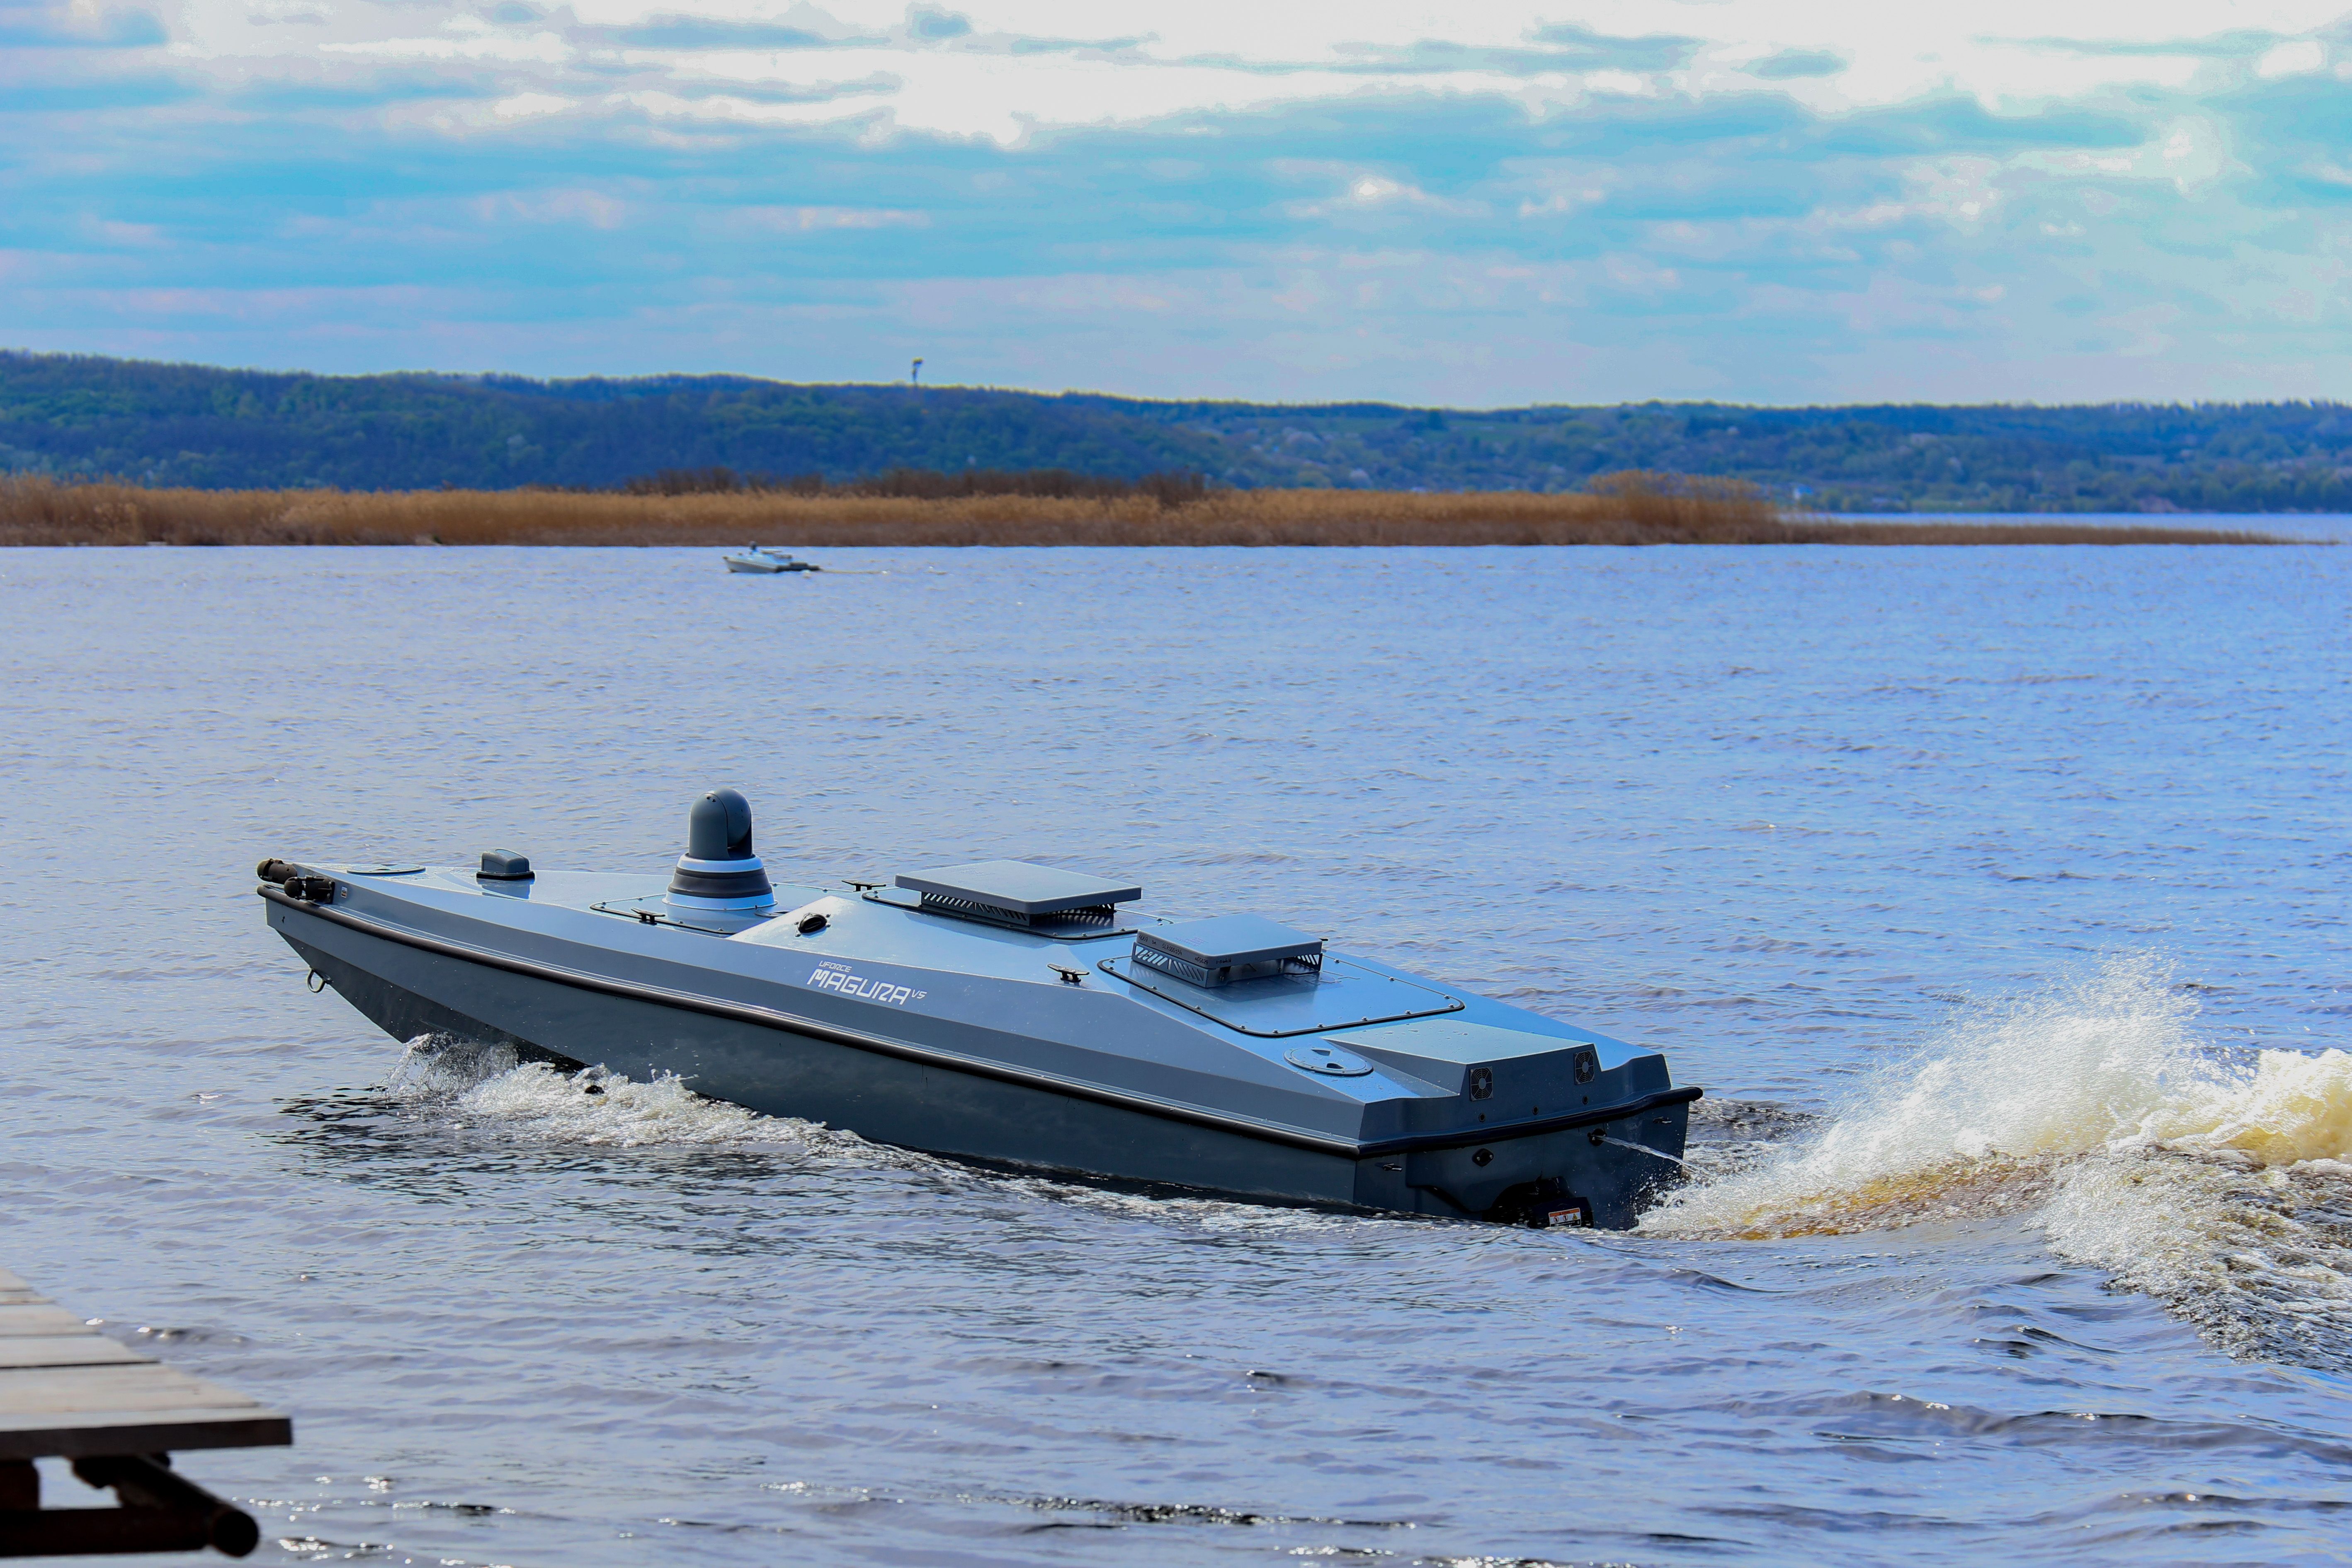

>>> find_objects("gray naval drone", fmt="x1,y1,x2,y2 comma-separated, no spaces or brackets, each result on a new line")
260,789,1697,1226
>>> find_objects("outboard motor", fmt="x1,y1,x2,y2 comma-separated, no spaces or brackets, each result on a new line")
666,787,774,910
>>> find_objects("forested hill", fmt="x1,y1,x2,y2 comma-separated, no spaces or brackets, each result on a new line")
6,350,2351,512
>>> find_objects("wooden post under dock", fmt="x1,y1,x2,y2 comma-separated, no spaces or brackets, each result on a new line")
0,1267,290,1558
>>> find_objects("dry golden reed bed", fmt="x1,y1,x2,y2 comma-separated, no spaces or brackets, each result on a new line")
0,473,2287,547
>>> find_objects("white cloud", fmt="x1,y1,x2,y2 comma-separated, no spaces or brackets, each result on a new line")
18,0,2352,401
162,0,2352,143
733,204,930,229
2018,115,2236,195
321,28,573,64
2255,39,2325,78
1903,158,2006,230
471,187,630,226
490,92,574,119
1282,171,1483,219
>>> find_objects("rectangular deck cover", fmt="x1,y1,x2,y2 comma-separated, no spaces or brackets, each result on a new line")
1137,915,1322,969
1325,1017,1585,1063
896,859,1142,917
1325,1017,1601,1099
1101,953,1457,1036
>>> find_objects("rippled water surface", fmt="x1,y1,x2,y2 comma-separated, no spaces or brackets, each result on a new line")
5,542,2350,1566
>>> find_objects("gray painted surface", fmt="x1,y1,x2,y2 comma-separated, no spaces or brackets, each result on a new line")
261,859,1694,1226
1138,913,1324,969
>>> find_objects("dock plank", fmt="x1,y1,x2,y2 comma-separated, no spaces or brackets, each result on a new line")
0,1408,294,1462
0,1306,90,1337
0,1338,146,1371
0,1365,265,1417
0,1270,291,1461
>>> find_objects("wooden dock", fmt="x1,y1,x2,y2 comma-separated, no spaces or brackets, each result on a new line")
0,1268,289,1558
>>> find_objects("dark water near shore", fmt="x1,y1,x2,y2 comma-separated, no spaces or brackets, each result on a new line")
5,543,2350,1566
1848,511,2347,542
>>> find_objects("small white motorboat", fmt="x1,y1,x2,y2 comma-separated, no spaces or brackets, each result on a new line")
722,544,818,574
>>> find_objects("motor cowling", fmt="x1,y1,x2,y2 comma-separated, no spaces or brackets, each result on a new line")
666,787,774,909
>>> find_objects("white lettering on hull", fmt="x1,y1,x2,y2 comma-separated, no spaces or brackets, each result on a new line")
807,959,923,1006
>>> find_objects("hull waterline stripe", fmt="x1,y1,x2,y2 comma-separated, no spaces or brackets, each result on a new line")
259,885,1699,1158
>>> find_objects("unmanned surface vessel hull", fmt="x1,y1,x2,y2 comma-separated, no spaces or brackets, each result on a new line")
259,799,1698,1227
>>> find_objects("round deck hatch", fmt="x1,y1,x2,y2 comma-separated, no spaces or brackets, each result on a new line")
348,864,425,876
1284,1043,1374,1078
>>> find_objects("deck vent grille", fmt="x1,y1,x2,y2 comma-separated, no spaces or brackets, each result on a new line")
892,860,1143,933
1132,915,1324,990
917,891,1120,930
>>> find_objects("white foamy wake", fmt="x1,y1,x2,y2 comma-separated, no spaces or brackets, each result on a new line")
387,1036,805,1150
2042,1153,2352,1364
1641,956,2352,1364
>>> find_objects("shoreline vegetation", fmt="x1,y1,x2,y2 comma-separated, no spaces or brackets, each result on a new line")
12,352,2352,511
0,471,2293,548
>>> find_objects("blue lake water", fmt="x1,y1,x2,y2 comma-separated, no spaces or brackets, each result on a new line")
4,539,2349,1566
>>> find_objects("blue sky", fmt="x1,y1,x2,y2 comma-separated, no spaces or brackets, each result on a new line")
4,0,2351,403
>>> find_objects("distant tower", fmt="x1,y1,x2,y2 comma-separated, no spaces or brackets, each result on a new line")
911,357,923,387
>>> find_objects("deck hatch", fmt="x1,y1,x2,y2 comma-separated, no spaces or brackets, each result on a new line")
1325,1018,1606,1102
886,859,1144,934
1100,953,1461,1038
1134,915,1323,988
592,896,774,936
